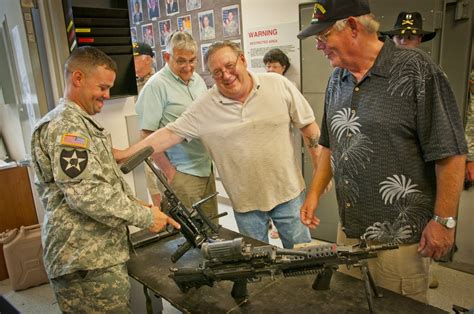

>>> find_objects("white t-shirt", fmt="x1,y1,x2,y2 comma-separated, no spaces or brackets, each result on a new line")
166,71,315,212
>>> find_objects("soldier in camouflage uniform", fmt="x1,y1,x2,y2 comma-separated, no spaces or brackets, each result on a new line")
465,70,474,182
31,46,179,313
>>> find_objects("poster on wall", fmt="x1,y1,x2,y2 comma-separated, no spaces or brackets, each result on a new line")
131,0,144,24
142,23,155,48
158,19,172,47
165,0,180,16
186,0,201,11
131,27,138,43
198,10,216,41
177,15,192,33
147,0,160,20
200,42,212,72
245,22,300,89
222,5,240,38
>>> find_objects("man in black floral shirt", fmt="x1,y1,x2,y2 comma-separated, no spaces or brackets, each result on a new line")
298,0,467,302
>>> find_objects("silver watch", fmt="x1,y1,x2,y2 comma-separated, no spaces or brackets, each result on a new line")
433,215,457,229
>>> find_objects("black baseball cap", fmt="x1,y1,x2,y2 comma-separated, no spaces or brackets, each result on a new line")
133,42,154,57
297,0,371,40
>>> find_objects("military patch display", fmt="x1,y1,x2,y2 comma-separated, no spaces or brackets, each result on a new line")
60,149,88,178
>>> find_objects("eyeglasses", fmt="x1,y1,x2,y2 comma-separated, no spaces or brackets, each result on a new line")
314,19,347,43
314,26,334,43
211,54,240,79
173,56,197,67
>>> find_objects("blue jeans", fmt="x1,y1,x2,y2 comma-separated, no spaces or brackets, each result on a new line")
233,192,311,248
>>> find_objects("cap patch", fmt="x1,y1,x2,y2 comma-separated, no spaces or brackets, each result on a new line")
61,134,88,149
311,3,327,23
60,149,88,178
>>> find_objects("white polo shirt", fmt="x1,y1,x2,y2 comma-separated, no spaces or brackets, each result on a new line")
166,71,315,212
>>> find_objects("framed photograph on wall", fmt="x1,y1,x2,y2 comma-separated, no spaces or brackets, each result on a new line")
165,0,179,16
200,42,212,73
177,15,192,34
131,0,144,24
158,19,172,47
222,5,240,37
130,26,138,43
186,0,201,11
141,23,155,48
198,10,215,41
147,0,160,20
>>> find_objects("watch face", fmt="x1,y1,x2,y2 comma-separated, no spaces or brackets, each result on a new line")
446,219,456,229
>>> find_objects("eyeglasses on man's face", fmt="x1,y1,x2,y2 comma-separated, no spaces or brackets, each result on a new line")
314,26,334,43
172,56,197,67
314,19,348,43
211,54,240,79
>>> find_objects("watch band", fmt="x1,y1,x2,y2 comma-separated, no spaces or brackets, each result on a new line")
433,215,457,229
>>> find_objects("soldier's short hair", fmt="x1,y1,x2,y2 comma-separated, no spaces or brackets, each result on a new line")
64,46,117,79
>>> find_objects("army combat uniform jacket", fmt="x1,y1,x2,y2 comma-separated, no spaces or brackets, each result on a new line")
31,99,153,279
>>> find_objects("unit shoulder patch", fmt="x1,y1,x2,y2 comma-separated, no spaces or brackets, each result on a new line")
60,149,88,178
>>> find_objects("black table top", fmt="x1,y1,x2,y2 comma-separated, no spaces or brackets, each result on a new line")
127,228,446,314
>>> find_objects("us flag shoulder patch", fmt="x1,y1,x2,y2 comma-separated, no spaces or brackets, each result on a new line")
60,134,88,149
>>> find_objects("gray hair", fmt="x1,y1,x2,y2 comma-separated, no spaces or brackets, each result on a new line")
64,46,117,79
204,40,242,66
333,14,380,34
165,31,197,55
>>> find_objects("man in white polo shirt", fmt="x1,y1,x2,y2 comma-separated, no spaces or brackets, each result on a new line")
120,41,322,248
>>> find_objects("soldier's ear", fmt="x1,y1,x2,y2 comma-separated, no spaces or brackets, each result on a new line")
71,70,85,87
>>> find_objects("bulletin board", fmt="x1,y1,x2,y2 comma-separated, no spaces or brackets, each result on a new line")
128,0,243,86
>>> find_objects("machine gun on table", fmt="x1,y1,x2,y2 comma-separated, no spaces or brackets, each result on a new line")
120,146,226,262
169,238,398,313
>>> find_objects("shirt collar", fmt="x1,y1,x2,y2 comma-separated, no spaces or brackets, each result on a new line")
213,70,261,105
163,63,195,85
341,39,394,81
62,98,104,131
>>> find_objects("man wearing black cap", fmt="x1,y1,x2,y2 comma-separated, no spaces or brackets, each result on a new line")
298,0,467,302
133,42,155,93
381,12,436,48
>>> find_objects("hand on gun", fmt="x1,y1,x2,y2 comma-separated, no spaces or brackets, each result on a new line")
149,206,181,233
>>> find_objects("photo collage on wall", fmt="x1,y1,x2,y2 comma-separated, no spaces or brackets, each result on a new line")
128,0,243,83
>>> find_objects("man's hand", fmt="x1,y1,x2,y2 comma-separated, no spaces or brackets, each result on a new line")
300,193,321,229
149,206,180,233
465,161,474,182
418,219,455,260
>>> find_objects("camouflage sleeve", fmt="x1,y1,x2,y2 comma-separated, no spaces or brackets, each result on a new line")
44,123,153,229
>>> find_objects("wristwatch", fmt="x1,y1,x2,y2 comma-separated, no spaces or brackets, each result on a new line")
433,215,457,229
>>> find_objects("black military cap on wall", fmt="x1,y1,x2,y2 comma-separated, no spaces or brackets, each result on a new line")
380,12,436,42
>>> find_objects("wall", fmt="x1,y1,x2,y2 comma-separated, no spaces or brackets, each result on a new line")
0,0,33,161
96,0,309,200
